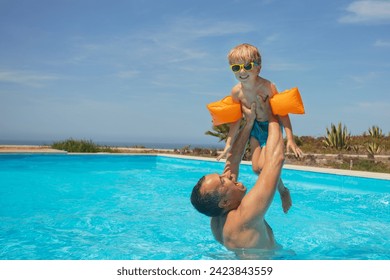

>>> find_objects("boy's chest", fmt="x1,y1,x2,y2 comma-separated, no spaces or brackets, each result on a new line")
239,90,270,118
239,86,269,105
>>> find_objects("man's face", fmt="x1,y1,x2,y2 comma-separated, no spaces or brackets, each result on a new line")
201,173,247,209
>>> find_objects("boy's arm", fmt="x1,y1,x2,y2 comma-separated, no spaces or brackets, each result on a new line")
223,104,255,181
217,85,243,161
270,83,302,158
216,119,241,161
279,115,303,158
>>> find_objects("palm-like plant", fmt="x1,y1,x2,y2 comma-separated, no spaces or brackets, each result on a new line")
323,122,350,150
366,141,382,158
205,124,230,142
366,125,384,157
205,122,252,160
368,125,384,139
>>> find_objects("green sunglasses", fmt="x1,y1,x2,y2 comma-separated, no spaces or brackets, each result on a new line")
230,62,259,73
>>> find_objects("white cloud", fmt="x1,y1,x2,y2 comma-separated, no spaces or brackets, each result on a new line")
168,17,254,38
348,72,379,84
63,16,251,69
263,34,280,45
0,70,61,87
115,70,140,79
339,1,390,23
374,39,390,47
268,62,307,71
357,101,390,109
349,101,390,120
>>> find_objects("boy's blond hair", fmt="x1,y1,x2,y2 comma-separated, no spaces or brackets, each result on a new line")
227,43,261,66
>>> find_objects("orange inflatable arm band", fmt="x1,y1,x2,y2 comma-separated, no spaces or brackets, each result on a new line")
206,96,242,126
269,87,305,116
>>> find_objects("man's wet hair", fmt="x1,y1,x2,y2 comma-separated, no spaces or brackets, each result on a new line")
190,176,224,217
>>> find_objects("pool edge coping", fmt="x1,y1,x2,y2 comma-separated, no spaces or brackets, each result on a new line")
155,154,390,180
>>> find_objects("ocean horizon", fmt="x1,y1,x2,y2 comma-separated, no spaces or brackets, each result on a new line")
0,139,224,150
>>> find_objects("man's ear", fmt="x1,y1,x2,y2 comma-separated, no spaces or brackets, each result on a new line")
218,198,230,209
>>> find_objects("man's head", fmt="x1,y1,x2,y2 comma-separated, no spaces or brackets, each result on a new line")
190,173,247,217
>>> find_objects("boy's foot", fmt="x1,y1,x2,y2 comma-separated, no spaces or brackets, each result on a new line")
280,187,292,213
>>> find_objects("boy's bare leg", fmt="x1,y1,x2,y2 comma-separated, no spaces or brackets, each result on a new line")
250,137,261,173
277,178,292,213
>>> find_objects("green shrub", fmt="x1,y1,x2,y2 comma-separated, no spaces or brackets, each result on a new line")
51,138,115,153
329,158,390,173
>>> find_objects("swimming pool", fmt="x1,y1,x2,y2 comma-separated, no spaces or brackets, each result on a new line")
0,154,389,260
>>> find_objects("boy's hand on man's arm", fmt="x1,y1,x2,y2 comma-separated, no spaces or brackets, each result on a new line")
286,140,303,158
216,145,232,161
278,115,303,158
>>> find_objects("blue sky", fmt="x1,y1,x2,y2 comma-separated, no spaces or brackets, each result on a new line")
1,0,390,147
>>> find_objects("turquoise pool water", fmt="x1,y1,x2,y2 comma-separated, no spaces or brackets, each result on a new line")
0,154,389,260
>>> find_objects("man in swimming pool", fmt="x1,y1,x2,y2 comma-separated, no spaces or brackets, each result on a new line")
191,103,284,250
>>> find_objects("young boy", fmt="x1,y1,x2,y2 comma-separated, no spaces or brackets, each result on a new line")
217,43,303,213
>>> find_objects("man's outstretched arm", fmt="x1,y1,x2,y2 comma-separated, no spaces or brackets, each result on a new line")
238,110,285,221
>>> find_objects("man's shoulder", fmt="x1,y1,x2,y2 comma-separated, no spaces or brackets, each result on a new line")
211,216,227,244
222,209,260,248
224,208,245,231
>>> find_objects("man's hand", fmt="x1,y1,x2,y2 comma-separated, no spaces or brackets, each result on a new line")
242,103,256,122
